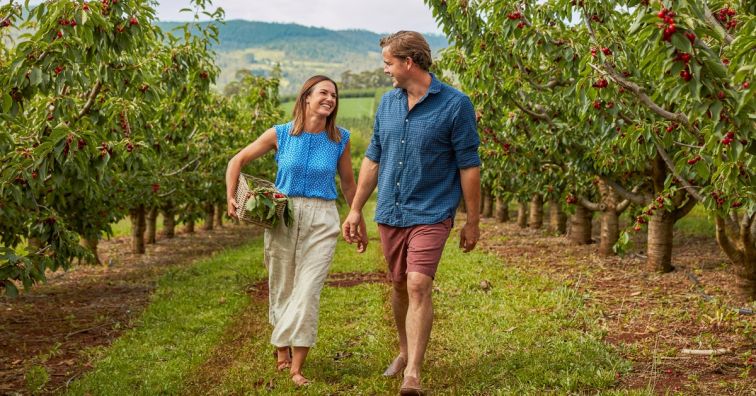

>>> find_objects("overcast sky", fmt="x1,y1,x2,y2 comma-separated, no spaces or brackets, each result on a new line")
25,0,442,34
157,0,442,34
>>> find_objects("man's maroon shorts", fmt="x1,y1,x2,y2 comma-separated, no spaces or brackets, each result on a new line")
377,218,453,282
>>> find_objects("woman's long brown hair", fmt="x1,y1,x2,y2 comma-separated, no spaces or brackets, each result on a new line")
291,75,341,142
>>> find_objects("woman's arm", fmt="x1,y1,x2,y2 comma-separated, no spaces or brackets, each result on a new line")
337,140,357,206
225,127,278,218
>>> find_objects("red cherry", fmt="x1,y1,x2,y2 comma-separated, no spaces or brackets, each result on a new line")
151,184,160,193
605,101,614,109
685,32,696,43
54,65,64,75
680,70,692,81
593,100,602,110
56,30,63,38
516,21,526,29
83,3,89,11
743,81,750,89
717,91,726,100
601,47,612,56
70,19,77,27
129,17,138,26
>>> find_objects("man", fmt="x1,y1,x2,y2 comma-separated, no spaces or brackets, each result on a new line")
342,31,481,395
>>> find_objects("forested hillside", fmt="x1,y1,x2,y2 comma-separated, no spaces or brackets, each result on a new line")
156,20,448,92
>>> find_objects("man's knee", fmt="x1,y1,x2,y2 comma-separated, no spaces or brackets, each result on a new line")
406,272,432,300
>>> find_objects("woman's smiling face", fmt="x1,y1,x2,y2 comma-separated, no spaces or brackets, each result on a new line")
306,80,338,118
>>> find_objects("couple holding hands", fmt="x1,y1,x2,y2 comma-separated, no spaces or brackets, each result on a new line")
226,31,481,395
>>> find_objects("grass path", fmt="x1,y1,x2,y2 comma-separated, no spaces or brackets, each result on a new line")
67,207,629,395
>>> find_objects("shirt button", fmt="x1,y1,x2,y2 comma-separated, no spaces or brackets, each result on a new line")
401,140,405,144
396,182,400,186
405,119,408,123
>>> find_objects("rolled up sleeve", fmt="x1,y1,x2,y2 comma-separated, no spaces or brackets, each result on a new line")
451,97,481,169
365,102,382,163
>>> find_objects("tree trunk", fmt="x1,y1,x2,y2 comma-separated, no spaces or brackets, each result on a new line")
548,199,567,235
482,189,493,218
202,203,214,231
529,194,543,229
517,202,528,228
129,205,146,254
647,210,675,272
598,211,620,256
146,207,158,244
569,205,593,245
495,197,510,223
184,220,195,234
79,237,101,265
214,204,224,227
715,215,756,300
163,205,176,239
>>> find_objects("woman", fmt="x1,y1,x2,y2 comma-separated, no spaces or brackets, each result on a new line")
226,75,367,387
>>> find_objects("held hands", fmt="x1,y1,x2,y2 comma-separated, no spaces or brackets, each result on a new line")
342,210,368,253
459,222,480,253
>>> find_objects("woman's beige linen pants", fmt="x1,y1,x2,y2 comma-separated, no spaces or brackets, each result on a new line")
263,197,340,347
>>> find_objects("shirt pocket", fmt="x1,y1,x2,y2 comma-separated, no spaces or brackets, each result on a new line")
415,120,451,155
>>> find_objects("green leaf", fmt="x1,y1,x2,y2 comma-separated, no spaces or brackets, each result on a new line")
29,67,42,86
3,281,18,297
709,101,723,123
670,33,692,54
2,93,11,113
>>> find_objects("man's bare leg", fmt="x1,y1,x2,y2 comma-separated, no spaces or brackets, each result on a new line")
384,280,409,376
403,271,434,383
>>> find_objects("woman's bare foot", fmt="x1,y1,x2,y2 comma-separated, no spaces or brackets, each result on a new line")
274,347,291,371
290,371,311,387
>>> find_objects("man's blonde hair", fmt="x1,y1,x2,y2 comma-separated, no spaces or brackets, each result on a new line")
379,31,432,71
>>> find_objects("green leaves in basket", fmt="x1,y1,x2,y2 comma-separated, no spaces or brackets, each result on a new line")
244,186,293,227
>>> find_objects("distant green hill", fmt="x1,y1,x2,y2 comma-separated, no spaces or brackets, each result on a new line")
156,20,448,94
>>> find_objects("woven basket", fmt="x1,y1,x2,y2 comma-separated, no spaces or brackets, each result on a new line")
234,173,287,229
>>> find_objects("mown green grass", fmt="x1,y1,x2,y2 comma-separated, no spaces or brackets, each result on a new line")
66,200,631,395
65,241,267,395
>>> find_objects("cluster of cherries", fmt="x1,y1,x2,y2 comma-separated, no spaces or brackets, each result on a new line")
506,11,526,29
715,7,737,31
721,131,736,145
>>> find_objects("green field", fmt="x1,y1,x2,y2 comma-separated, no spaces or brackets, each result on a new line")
279,96,375,120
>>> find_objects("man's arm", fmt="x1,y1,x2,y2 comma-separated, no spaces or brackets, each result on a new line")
342,157,379,245
459,166,481,252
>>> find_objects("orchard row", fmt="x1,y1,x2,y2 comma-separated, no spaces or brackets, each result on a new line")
426,0,755,298
0,0,282,295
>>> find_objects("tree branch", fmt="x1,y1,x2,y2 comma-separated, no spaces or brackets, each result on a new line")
652,140,704,202
600,176,646,205
164,158,199,177
511,93,554,128
74,81,102,122
578,195,602,212
583,16,703,142
703,4,734,45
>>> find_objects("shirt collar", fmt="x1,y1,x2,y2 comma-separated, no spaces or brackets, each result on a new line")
393,73,442,98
